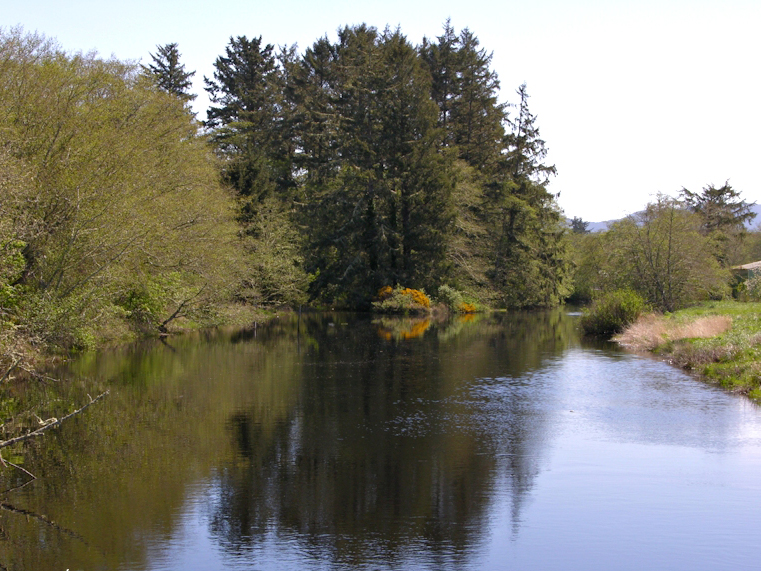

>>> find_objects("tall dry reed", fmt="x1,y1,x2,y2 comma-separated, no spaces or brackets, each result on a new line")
614,314,732,351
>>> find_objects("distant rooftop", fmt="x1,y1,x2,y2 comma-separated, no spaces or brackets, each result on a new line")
733,260,761,271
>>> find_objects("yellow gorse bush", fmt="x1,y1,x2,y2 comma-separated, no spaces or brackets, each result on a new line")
376,286,430,308
401,288,431,308
459,302,477,313
377,286,394,300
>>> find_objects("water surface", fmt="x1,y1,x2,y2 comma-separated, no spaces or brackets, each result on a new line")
1,311,760,570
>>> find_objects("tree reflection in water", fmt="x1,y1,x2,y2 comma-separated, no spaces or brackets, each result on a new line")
207,311,575,566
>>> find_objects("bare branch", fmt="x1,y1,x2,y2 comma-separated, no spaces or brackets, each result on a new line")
0,391,109,450
0,359,19,384
0,500,88,543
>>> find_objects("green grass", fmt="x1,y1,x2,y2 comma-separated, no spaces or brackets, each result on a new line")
646,301,761,398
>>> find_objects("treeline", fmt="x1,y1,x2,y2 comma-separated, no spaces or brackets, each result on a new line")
0,28,243,361
1,22,570,364
198,22,569,309
569,183,758,328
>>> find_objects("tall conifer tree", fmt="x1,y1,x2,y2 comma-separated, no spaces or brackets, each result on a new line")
142,43,196,101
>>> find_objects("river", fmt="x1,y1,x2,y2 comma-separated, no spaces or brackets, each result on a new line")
1,310,760,570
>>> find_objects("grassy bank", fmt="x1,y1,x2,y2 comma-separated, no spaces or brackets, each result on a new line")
615,301,761,399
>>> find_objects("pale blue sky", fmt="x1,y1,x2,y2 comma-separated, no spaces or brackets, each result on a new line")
3,0,759,222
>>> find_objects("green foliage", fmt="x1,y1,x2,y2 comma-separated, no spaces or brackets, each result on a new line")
436,284,480,313
372,285,431,314
238,194,309,306
743,274,761,302
141,43,196,101
580,289,648,337
605,197,729,311
680,183,756,268
566,231,606,304
680,182,756,235
437,284,464,310
22,292,98,350
204,35,290,200
117,274,182,329
570,217,590,234
292,27,456,303
0,28,244,350
198,23,571,310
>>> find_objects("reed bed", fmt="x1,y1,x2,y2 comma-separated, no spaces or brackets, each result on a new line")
615,314,733,352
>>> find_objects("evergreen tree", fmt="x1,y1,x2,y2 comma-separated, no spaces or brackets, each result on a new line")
571,217,590,234
284,36,341,183
680,182,756,267
503,83,557,185
486,84,569,307
299,26,455,303
420,24,506,172
680,182,756,235
448,29,506,172
204,36,287,201
419,20,460,144
142,43,196,101
205,36,307,305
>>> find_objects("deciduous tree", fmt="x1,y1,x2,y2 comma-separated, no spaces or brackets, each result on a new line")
606,196,729,311
0,28,243,346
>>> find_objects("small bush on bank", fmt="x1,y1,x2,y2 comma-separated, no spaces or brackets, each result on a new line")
580,289,648,337
437,285,463,311
459,302,477,313
373,286,431,314
436,285,479,314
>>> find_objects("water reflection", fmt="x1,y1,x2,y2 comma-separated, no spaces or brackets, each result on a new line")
1,310,759,571
205,310,577,565
375,316,432,340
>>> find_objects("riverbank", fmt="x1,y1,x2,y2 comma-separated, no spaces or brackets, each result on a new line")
615,301,761,399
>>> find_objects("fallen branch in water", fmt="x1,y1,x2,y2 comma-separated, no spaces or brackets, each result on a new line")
0,500,88,543
0,391,109,451
0,358,19,384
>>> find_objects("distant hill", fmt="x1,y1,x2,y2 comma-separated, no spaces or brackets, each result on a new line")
570,202,761,233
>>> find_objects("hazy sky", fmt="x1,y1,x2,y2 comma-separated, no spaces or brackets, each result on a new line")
3,0,759,222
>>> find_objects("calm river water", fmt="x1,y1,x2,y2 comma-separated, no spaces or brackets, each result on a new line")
2,310,760,570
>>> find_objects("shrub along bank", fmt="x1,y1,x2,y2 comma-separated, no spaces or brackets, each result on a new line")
614,301,761,399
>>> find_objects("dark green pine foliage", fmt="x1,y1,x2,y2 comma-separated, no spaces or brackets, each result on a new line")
284,36,341,184
448,29,506,173
419,20,460,147
297,26,455,305
571,217,590,234
420,24,568,307
420,25,506,173
204,36,290,205
142,43,196,101
680,182,756,267
680,182,756,235
204,36,307,305
487,83,569,307
202,23,570,309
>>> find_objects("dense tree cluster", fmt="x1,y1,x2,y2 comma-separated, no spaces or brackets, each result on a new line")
1,21,573,366
201,22,569,307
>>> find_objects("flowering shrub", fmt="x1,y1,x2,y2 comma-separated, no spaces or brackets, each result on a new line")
377,285,394,300
373,285,431,313
459,302,477,313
